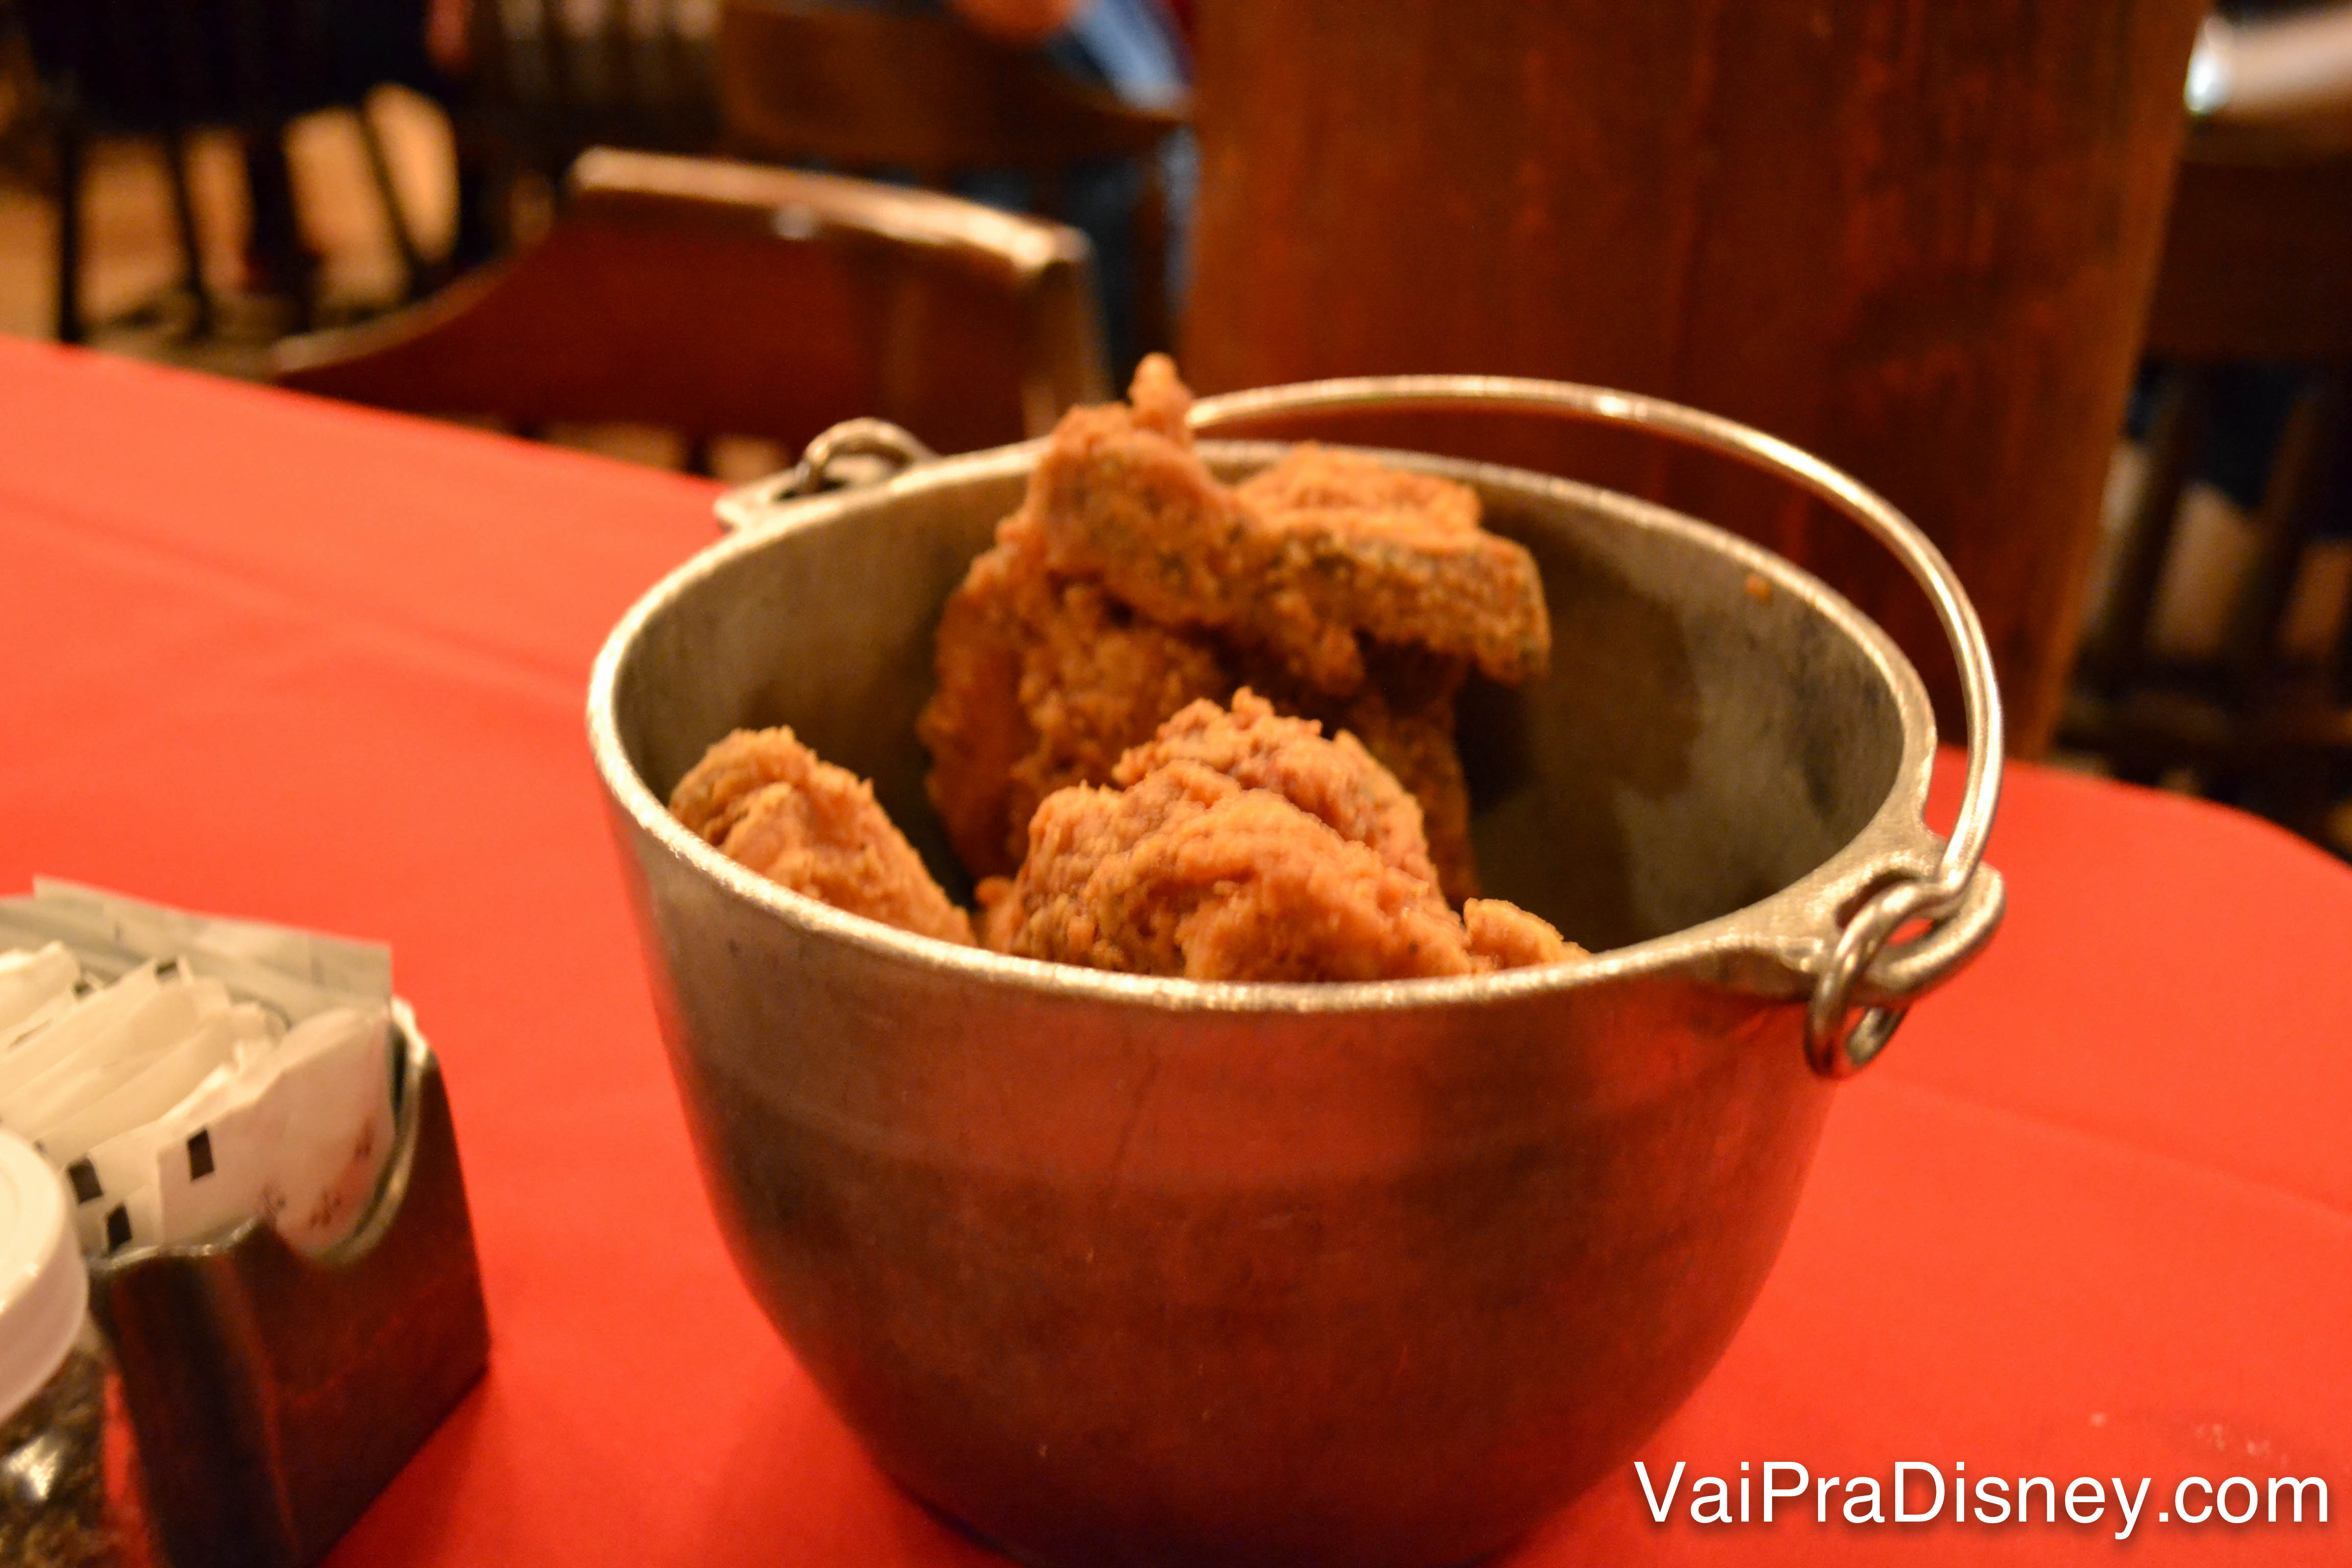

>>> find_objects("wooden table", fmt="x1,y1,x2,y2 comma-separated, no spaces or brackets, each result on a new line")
1,337,2344,1564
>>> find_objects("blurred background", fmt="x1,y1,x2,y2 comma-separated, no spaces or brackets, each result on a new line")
0,0,2345,856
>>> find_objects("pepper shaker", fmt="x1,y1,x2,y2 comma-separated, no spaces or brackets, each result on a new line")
1,1131,157,1568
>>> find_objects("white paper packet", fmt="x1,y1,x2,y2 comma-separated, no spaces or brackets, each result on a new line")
71,1059,244,1254
24,881,393,1003
174,948,380,1030
0,963,162,1109
0,942,80,1037
0,975,231,1135
69,1176,167,1258
39,1003,276,1171
0,942,65,979
0,905,150,985
150,1005,396,1257
1,987,79,1059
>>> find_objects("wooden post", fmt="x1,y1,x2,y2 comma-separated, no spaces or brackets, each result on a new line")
1182,1,2207,755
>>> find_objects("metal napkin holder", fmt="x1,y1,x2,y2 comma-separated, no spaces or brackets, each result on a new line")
86,1018,490,1568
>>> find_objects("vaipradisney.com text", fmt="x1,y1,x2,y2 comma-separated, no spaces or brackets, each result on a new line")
1635,1461,2330,1539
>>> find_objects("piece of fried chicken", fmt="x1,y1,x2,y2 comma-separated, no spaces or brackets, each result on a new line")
920,531,1482,898
1237,640,1479,905
991,694,1581,980
1018,387,1551,698
671,727,974,945
1112,690,1442,890
920,358,1525,898
919,517,1232,878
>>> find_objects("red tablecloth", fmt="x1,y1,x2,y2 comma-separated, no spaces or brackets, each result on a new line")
2,337,2344,1565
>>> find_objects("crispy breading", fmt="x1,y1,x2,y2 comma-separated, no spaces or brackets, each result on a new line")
1018,400,1550,696
918,521,1231,877
993,695,1577,981
917,538,1034,879
1330,684,1477,905
972,875,1023,952
670,727,974,945
1234,443,1481,537
1127,351,1194,446
999,764,1479,982
1110,690,1440,890
1464,899,1585,971
1238,642,1479,903
921,553,1481,899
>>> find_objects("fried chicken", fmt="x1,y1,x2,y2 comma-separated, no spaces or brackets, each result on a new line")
921,538,1485,898
1110,690,1440,890
671,727,974,945
669,706,1579,977
997,764,1478,982
920,358,1544,900
1463,899,1582,970
919,519,1232,878
1237,642,1479,903
1126,349,1195,446
991,695,1581,980
1017,386,1551,697
1234,443,1481,539
675,351,1586,977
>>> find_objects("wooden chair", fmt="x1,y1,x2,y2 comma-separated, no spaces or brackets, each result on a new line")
457,0,722,219
8,0,433,341
711,0,1187,361
271,147,1109,463
2066,112,2352,840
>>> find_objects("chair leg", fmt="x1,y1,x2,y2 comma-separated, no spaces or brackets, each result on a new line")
54,114,85,345
244,120,323,328
2334,568,2352,709
2316,393,2352,709
2083,367,2208,692
355,102,426,303
162,130,213,337
2225,374,2344,700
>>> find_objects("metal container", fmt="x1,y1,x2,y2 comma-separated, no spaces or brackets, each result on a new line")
587,378,2004,1568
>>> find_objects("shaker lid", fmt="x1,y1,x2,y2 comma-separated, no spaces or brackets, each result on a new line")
0,1130,87,1421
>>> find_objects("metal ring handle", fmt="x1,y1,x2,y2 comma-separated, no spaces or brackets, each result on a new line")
1805,864,2004,1076
1850,862,2006,1006
717,419,938,531
1191,376,2005,1076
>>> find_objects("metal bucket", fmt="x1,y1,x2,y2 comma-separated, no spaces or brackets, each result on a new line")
587,379,2004,1568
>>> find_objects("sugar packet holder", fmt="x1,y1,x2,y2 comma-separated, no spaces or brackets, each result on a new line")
87,1007,489,1568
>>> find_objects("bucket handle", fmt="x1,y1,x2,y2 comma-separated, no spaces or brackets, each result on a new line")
1186,377,2005,1080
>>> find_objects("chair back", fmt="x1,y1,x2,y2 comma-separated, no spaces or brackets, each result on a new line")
714,0,1181,180
2069,121,2352,831
272,147,1108,456
465,0,720,178
713,0,1185,353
